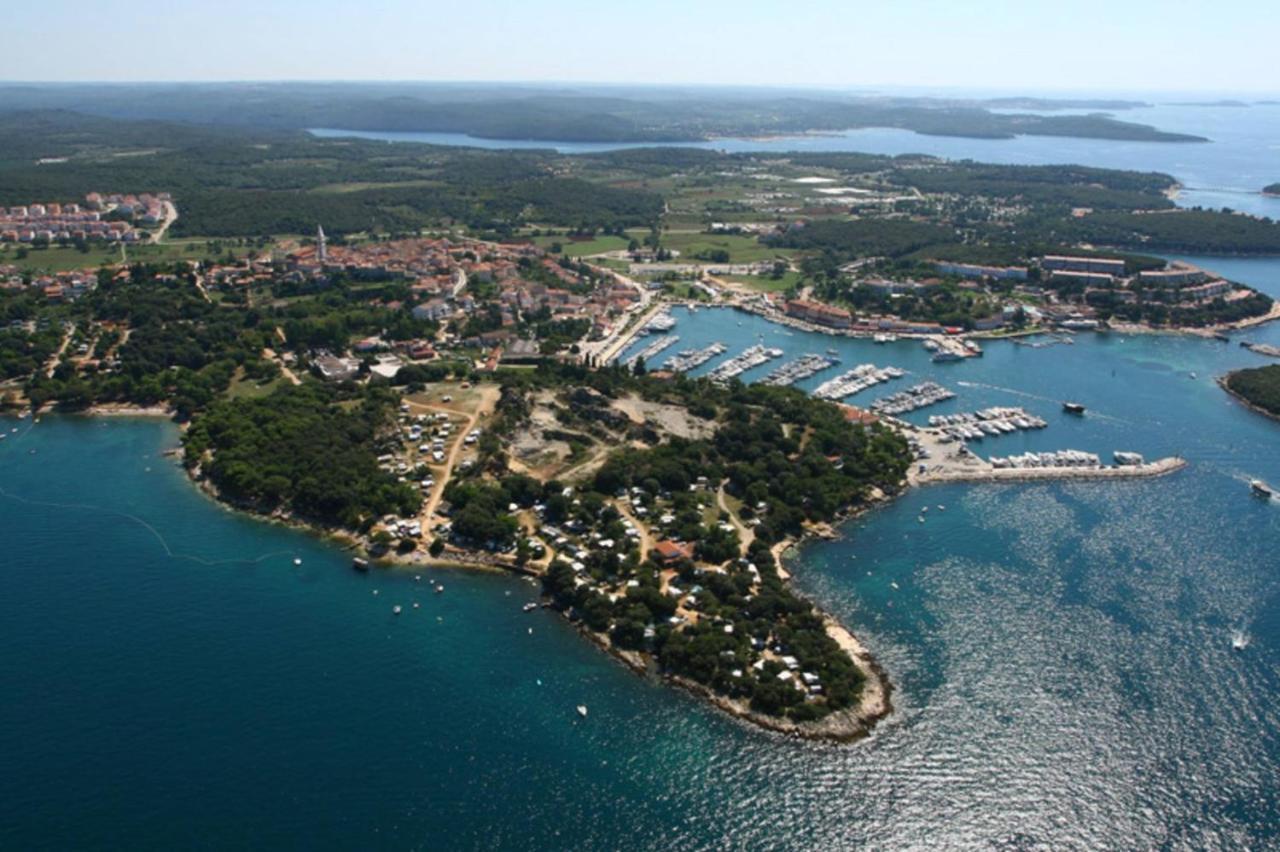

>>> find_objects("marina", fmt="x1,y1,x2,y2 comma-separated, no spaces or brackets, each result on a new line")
927,407,1047,442
662,341,727,372
760,353,840,387
870,381,956,415
623,334,679,368
813,364,906,400
704,343,784,382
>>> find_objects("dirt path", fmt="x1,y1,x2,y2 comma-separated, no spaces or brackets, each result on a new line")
614,500,654,562
44,323,74,377
717,482,755,553
150,201,178,244
413,385,501,532
262,348,303,386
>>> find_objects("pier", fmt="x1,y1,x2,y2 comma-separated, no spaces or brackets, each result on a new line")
905,425,1187,486
705,344,784,383
624,334,679,368
814,364,905,400
761,353,839,387
911,454,1186,485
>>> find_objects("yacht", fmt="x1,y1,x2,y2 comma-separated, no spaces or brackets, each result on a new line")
1062,402,1086,415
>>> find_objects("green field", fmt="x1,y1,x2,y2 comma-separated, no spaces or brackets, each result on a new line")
528,234,631,257
660,231,791,264
0,239,261,273
718,271,804,293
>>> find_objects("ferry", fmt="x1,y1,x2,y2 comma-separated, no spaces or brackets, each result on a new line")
1062,402,1086,415
1250,479,1274,499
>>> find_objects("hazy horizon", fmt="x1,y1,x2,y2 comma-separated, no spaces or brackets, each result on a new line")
6,0,1278,93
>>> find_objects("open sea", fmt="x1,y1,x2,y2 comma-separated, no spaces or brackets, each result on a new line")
6,105,1280,847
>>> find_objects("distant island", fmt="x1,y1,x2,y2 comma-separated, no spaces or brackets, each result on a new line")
1221,364,1280,420
1265,183,1280,196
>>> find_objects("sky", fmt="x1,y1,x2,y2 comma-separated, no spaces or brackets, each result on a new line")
4,0,1278,94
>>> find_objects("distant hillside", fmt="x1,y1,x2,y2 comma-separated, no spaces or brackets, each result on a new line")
0,83,1207,145
1265,183,1280,196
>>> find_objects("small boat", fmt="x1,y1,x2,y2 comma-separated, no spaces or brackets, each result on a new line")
435,584,445,594
352,557,369,572
1189,372,1198,380
522,602,538,612
1062,402,1086,415
931,351,962,363
293,558,302,566
1231,630,1250,651
890,581,900,590
1250,479,1274,499
1214,332,1231,342
412,602,420,609
937,505,945,511
576,705,588,718
917,516,925,523
826,347,839,355
392,605,402,615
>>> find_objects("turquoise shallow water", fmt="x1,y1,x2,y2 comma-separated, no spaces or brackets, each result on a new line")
3,257,1280,849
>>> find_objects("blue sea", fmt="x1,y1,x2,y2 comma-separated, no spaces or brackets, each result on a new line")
3,254,1280,849
11,95,1280,847
310,100,1280,218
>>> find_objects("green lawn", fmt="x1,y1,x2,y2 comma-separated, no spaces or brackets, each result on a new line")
226,370,286,400
718,271,804,293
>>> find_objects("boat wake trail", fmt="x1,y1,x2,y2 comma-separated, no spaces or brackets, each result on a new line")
955,381,1130,423
0,485,296,568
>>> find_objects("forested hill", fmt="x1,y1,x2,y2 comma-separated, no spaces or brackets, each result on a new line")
0,111,664,236
0,83,1206,144
1265,183,1280,196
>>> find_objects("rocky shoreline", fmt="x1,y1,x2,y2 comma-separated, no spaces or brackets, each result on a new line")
1218,372,1280,424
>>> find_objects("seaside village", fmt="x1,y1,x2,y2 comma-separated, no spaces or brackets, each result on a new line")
763,254,1245,337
